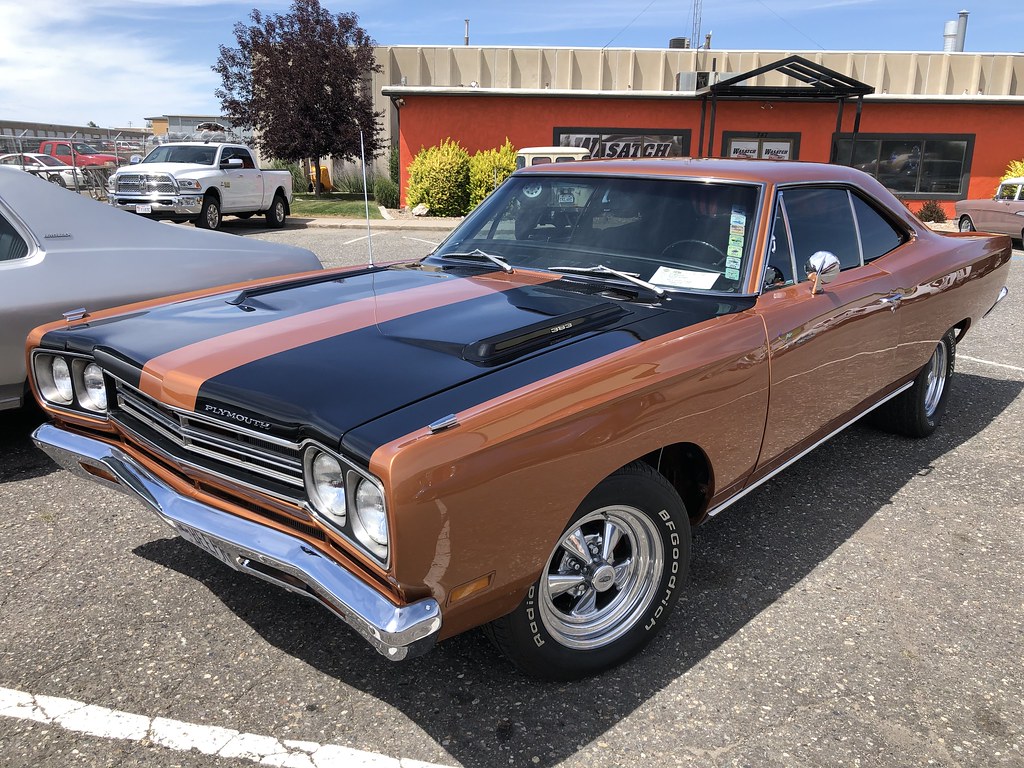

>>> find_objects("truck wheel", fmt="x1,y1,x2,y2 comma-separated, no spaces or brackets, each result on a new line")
486,462,690,680
196,195,221,230
264,193,287,228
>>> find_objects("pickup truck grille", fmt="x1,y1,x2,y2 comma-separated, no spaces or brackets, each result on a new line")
110,379,305,501
114,173,176,195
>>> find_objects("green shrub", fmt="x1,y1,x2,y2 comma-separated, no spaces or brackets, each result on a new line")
406,139,470,216
373,176,399,209
334,164,377,195
917,200,947,223
469,139,517,209
266,159,306,194
389,145,400,184
1000,159,1024,185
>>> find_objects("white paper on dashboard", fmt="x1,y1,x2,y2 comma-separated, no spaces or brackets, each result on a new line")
650,266,719,290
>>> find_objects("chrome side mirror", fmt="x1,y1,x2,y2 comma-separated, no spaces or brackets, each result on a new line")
806,251,841,294
129,155,142,165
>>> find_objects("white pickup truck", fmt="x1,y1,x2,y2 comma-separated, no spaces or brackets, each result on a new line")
107,142,293,231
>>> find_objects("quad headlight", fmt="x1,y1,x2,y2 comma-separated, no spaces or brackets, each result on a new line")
32,352,109,416
304,447,389,562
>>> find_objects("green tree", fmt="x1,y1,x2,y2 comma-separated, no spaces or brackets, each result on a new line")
213,0,382,196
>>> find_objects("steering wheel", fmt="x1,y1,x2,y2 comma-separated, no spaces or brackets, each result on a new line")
660,239,728,268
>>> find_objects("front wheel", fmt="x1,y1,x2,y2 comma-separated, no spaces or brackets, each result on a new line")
885,329,956,438
196,195,221,230
486,462,690,680
264,193,286,228
958,216,976,232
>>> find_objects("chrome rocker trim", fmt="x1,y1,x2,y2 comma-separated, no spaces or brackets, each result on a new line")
32,423,441,661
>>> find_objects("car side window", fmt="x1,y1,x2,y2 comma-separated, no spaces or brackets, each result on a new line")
782,187,862,274
997,184,1020,201
851,195,905,262
56,145,71,157
764,199,797,289
0,212,30,262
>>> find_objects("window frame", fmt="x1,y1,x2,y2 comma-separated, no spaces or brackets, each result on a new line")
0,199,39,266
830,132,974,200
760,183,911,292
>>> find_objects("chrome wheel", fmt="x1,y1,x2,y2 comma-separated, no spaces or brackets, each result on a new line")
205,203,220,229
959,216,975,232
539,505,664,650
923,341,948,418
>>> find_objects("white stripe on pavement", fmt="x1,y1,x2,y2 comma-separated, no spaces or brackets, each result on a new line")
960,354,1024,373
344,233,381,245
402,237,441,246
0,687,454,768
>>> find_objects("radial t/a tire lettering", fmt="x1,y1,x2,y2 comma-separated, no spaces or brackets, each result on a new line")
486,461,690,680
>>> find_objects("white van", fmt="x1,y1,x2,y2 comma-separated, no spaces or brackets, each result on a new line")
515,146,591,169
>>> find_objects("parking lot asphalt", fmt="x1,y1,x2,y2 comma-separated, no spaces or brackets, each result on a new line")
0,227,1021,768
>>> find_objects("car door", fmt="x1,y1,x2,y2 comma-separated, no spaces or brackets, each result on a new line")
990,183,1022,236
752,186,903,474
219,147,262,211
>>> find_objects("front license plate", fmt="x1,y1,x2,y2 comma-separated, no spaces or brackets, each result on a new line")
135,204,152,214
175,522,240,570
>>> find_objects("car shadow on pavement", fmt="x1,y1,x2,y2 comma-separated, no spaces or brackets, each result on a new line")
0,404,57,482
132,372,1022,768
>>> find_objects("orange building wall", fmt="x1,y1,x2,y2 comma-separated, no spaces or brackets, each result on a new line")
395,95,1024,216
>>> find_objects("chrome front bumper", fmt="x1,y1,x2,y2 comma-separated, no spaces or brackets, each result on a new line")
108,194,203,216
32,424,441,661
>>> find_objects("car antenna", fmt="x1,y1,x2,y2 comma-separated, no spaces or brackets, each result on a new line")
360,129,374,266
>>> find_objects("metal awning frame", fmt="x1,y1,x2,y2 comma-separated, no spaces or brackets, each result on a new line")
695,55,875,159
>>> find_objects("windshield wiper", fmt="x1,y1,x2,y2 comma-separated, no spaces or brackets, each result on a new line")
436,249,513,274
547,265,666,298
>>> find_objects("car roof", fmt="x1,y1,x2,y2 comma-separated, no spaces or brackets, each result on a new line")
517,146,591,154
999,177,1024,185
516,157,871,185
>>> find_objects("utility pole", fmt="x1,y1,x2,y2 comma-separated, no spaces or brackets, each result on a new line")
691,0,702,49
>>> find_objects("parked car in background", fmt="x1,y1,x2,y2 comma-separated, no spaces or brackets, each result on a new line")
0,166,322,412
515,146,591,169
956,177,1024,240
37,140,123,168
0,153,82,188
106,142,294,231
27,159,1010,679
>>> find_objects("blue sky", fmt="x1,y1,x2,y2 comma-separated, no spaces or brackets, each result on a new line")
0,0,1019,129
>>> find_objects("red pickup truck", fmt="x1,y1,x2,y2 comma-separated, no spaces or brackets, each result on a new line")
38,140,123,168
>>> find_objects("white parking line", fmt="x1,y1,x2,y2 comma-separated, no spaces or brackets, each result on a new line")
402,237,441,246
343,233,381,245
960,354,1024,373
0,687,454,768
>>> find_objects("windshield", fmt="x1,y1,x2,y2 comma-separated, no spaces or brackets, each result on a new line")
142,146,217,165
430,175,760,294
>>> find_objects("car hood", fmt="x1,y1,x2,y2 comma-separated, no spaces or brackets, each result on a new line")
119,162,215,175
40,264,749,454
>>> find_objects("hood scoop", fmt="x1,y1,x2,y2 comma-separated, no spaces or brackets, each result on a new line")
462,303,627,364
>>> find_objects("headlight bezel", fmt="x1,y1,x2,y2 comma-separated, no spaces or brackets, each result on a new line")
31,350,110,419
303,445,390,566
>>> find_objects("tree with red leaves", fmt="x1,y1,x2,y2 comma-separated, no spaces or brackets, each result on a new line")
213,0,382,195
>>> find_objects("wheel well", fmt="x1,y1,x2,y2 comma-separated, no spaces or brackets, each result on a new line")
953,318,971,343
274,187,290,214
203,189,220,204
639,443,711,524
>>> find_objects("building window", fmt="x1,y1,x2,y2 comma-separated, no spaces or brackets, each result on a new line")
554,127,691,159
722,132,800,161
832,133,973,199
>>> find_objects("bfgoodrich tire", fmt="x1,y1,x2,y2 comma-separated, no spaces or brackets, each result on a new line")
486,462,690,680
884,329,956,438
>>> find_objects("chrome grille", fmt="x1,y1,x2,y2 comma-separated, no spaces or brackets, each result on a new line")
111,380,304,495
115,173,176,195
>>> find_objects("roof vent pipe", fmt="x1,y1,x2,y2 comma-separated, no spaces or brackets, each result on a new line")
942,20,958,52
954,10,968,52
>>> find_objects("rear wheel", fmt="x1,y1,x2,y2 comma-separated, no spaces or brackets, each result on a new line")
486,462,690,680
49,175,66,188
884,329,956,438
958,215,976,232
196,195,221,230
264,193,286,228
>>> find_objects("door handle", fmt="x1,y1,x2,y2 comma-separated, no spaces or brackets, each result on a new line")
880,293,903,311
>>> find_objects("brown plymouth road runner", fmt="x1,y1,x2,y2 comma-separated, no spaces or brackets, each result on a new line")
29,159,1010,679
